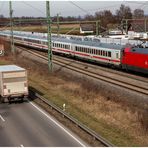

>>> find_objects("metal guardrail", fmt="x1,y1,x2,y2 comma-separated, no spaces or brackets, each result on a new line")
29,89,115,147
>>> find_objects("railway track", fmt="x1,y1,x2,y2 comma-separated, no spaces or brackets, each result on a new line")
17,46,148,96
17,44,148,83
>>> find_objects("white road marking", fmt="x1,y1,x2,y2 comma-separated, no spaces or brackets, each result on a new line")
0,115,5,122
29,101,87,147
20,144,24,147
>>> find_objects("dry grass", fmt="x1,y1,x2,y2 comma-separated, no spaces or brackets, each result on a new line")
0,42,148,146
4,24,80,35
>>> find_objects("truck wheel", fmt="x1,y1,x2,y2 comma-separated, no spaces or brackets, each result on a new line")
21,98,24,103
8,97,11,104
1,98,5,103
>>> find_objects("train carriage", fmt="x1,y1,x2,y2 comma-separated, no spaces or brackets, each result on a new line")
0,30,148,74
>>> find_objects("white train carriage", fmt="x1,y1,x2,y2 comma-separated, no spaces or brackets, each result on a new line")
72,43,122,66
0,30,123,67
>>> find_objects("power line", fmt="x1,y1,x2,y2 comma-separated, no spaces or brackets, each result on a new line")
69,1,90,14
21,1,46,16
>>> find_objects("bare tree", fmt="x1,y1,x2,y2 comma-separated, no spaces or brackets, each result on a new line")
116,4,132,22
84,14,94,21
95,10,114,28
133,9,144,19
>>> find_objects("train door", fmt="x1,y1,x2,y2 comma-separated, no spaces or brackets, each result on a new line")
111,50,121,65
71,44,75,56
68,44,75,56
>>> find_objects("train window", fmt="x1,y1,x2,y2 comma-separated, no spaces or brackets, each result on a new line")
105,51,107,56
78,47,81,52
82,47,84,52
86,48,88,53
97,50,99,55
96,50,98,55
108,51,111,57
83,48,85,52
93,49,95,54
85,48,87,53
89,49,91,54
116,52,119,59
81,47,83,52
90,49,92,54
100,50,102,56
94,49,96,54
76,46,77,51
103,51,105,56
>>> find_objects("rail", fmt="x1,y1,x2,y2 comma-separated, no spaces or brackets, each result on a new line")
29,89,115,147
21,47,148,96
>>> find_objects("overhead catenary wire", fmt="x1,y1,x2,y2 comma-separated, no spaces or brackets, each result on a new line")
69,1,90,15
21,1,46,16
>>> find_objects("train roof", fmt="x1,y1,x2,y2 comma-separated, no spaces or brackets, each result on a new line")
0,31,124,50
51,36,124,50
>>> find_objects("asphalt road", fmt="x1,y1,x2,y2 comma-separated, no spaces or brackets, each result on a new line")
0,100,88,147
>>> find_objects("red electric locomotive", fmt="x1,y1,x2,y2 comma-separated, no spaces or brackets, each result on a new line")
122,47,148,74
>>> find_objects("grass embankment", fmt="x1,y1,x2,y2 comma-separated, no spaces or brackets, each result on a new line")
0,40,148,146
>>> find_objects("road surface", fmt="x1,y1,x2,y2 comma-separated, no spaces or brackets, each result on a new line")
0,100,88,147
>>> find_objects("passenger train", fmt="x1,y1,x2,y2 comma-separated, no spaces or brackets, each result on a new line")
0,30,147,74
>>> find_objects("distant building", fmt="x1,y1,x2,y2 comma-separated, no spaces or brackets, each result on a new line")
80,24,94,34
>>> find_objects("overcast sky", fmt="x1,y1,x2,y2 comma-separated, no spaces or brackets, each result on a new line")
0,1,148,17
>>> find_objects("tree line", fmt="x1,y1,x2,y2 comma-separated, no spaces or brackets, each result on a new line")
52,4,145,28
0,4,146,28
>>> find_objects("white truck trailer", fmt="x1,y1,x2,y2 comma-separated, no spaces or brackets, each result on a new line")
0,65,28,103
